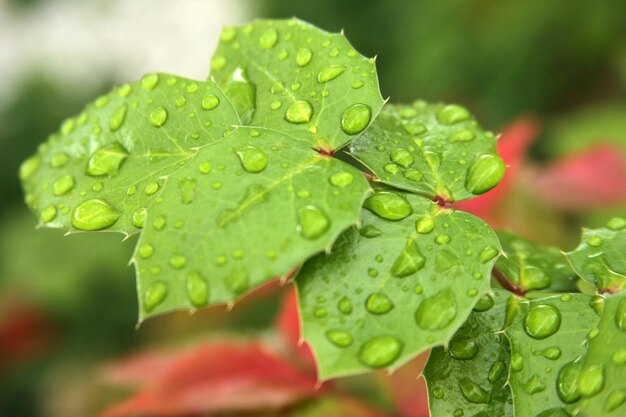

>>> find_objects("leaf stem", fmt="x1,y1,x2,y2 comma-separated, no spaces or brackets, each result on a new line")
492,267,525,297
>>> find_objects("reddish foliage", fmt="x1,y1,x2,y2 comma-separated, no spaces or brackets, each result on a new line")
380,354,430,417
533,144,626,210
99,342,321,417
276,285,317,372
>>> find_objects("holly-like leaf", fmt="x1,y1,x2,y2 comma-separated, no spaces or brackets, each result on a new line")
423,289,512,417
348,102,504,202
497,230,579,293
210,18,384,150
566,217,626,293
504,293,601,417
296,189,501,379
572,292,626,416
20,19,387,319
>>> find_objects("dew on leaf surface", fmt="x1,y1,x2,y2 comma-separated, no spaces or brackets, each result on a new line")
297,205,330,240
86,142,129,177
523,304,561,339
358,335,403,368
71,199,120,230
341,104,372,135
143,281,168,312
415,289,457,330
363,191,412,221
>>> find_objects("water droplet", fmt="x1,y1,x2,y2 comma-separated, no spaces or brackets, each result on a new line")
185,271,208,307
143,281,167,312
404,169,423,182
390,148,414,167
364,191,412,221
458,378,489,403
540,346,562,360
437,104,470,125
169,255,187,269
236,146,268,173
53,175,75,195
225,266,249,295
465,154,506,195
138,243,153,259
384,163,399,174
521,266,550,291
358,336,403,368
85,142,129,177
149,106,168,127
201,95,220,110
145,182,160,195
587,236,603,247
338,297,352,314
109,104,128,132
285,100,313,124
415,289,457,330
605,390,626,412
524,304,561,339
448,129,475,142
449,336,478,360
523,374,546,394
479,246,499,263
391,240,425,277
19,156,40,180
259,28,278,49
341,104,372,135
297,205,330,240
405,121,426,136
178,178,196,204
435,234,451,245
557,360,582,403
326,330,353,347
211,55,226,71
366,293,394,315
330,171,354,187
133,207,147,228
416,217,435,234
317,65,346,83
50,152,69,168
141,73,159,90
489,360,505,382
607,217,626,231
351,80,364,89
296,48,313,66
578,364,604,398
433,387,444,399
510,353,524,371
40,205,57,223
198,161,212,174
360,225,382,238
616,298,626,331
220,27,236,42
71,199,120,231
473,294,494,312
435,250,459,272
612,348,626,365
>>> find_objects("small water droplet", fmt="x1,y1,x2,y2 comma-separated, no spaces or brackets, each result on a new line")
524,304,561,339
473,294,494,312
390,148,414,167
259,28,278,49
523,374,546,395
587,236,603,247
53,175,75,195
138,243,153,259
403,169,423,182
478,246,499,263
169,255,187,270
326,330,353,347
489,360,505,382
71,199,120,230
448,129,475,142
465,154,506,195
613,348,626,365
296,48,313,66
364,191,412,221
317,65,346,83
341,104,372,135
615,298,626,331
604,390,626,412
149,106,168,127
285,100,313,124
433,387,445,399
141,73,159,90
143,281,167,312
186,271,209,307
351,80,364,89
19,156,40,180
40,205,57,223
338,297,352,314
458,378,489,403
540,346,562,360
415,217,434,234
198,161,212,174
437,104,470,125
435,234,451,245
225,266,249,295
511,353,524,371
50,152,69,168
391,240,425,277
329,171,354,187
85,142,129,177
360,225,382,238
211,55,226,70
133,207,147,228
202,95,220,110
297,205,330,239
109,104,128,132
145,182,160,195
404,121,426,136
358,336,403,368
415,289,457,330
366,293,394,314
236,146,268,173
449,336,478,360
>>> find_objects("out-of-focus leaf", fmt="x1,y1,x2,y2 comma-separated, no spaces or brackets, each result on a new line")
291,394,391,417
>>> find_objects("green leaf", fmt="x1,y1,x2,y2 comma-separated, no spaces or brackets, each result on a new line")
210,19,384,150
348,102,504,202
573,292,626,416
504,293,601,417
423,289,512,417
497,230,579,293
20,74,240,234
296,189,501,379
566,217,626,293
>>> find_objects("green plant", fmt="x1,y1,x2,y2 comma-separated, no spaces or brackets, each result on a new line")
19,19,626,416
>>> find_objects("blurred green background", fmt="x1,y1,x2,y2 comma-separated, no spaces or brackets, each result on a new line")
0,0,625,416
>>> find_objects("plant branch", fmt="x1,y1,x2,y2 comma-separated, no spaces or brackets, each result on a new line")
492,267,525,297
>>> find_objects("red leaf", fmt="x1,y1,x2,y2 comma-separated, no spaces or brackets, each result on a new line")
293,394,392,417
99,342,321,417
380,353,430,417
456,117,539,224
533,144,626,210
276,285,317,372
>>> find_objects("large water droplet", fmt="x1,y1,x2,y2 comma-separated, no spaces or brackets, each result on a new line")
52,175,75,196
186,271,209,307
19,156,40,180
449,336,478,360
201,95,220,110
149,106,168,127
326,330,353,347
465,154,505,195
604,390,626,412
358,336,403,368
143,281,167,312
415,289,457,330
365,292,394,314
473,294,494,312
109,104,128,132
557,361,582,403
578,364,604,398
341,104,372,135
329,171,354,187
259,28,278,49
236,145,268,173
523,374,546,395
285,100,313,124
338,297,353,314
297,205,330,239
607,217,626,231
360,225,382,238
317,65,346,83
437,104,470,125
364,191,412,221
416,217,435,234
616,298,626,331
40,205,57,223
521,266,550,291
296,48,313,67
141,73,159,90
479,246,499,263
71,199,120,231
458,378,489,403
391,240,425,277
85,142,129,177
391,149,414,167
524,304,561,339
